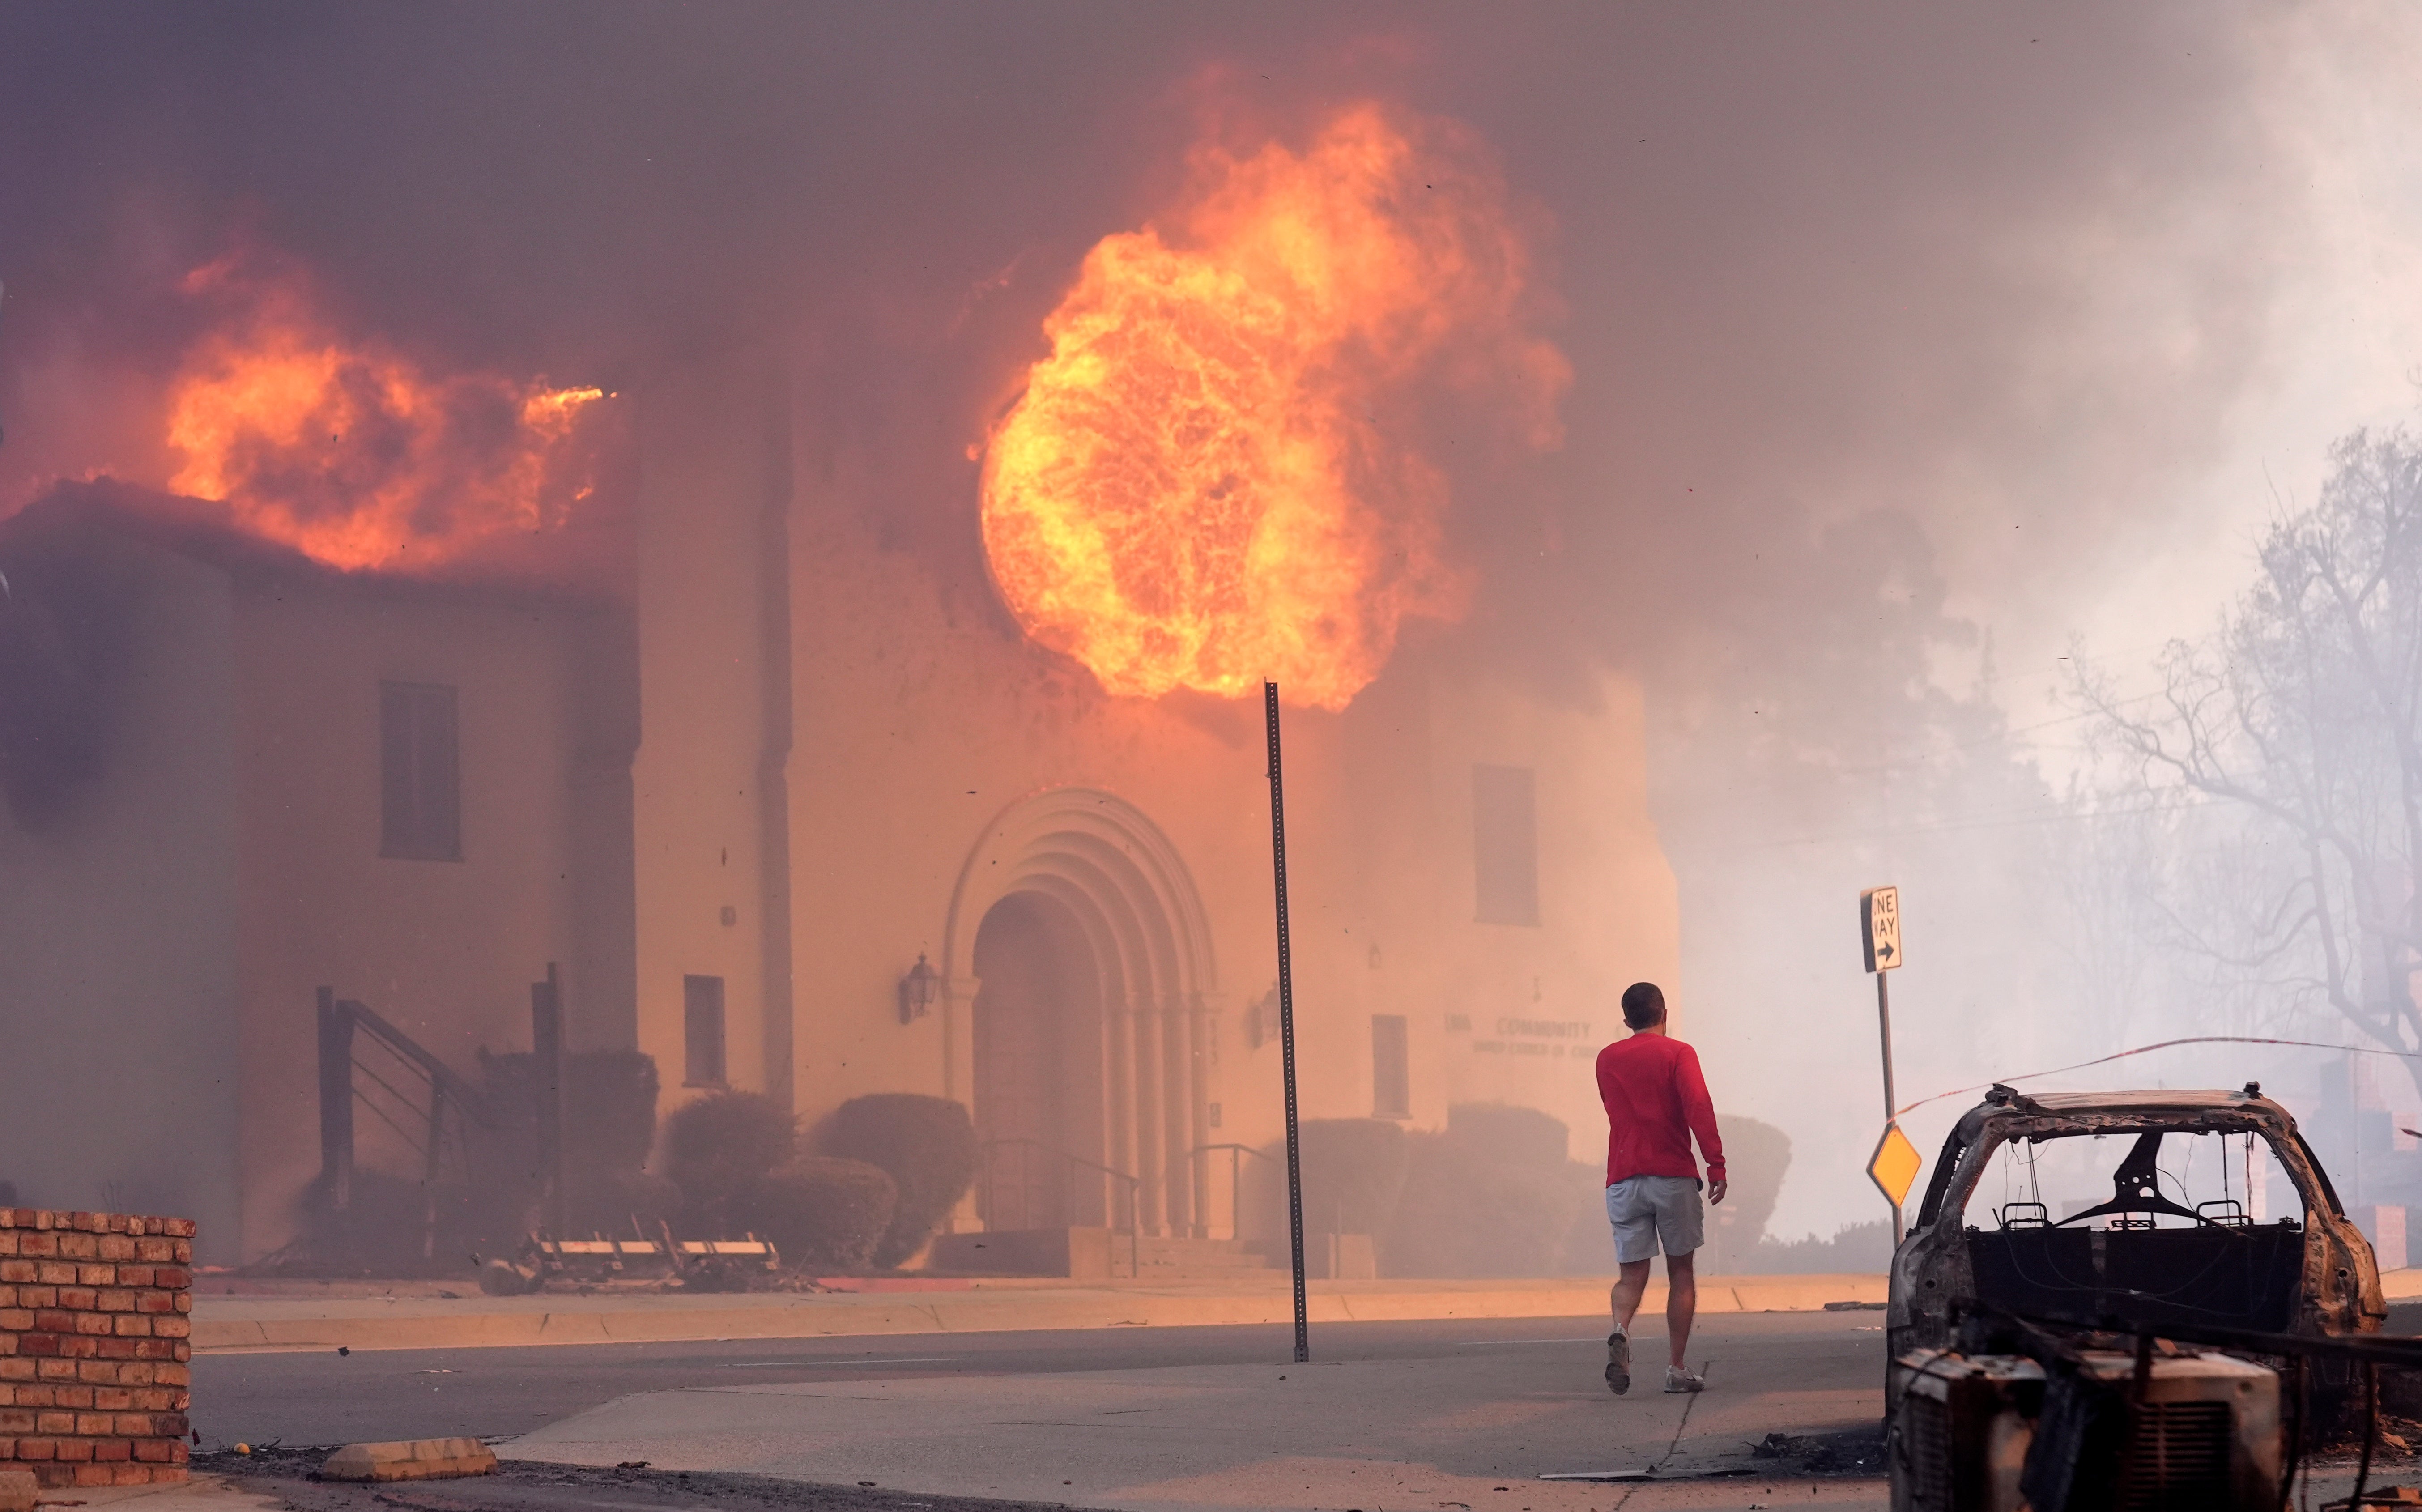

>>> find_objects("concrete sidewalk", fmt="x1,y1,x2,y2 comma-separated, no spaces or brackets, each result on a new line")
192,1274,1890,1354
502,1311,1892,1512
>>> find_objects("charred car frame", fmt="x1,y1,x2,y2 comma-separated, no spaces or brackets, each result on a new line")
1888,1083,2384,1375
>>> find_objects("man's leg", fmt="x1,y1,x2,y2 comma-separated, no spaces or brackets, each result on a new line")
1606,1256,1651,1394
1610,1258,1654,1336
1663,1248,1697,1367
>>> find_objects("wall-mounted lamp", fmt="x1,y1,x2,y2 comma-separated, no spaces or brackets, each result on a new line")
898,953,940,1025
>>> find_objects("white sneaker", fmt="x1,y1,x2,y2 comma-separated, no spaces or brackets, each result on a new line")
1663,1365,1705,1393
1605,1332,1631,1395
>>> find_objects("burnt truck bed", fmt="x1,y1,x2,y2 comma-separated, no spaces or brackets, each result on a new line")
1889,1085,2384,1359
1965,1221,2305,1333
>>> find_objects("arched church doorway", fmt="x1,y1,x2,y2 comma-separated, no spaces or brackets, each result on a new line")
944,788,1219,1238
970,892,1101,1230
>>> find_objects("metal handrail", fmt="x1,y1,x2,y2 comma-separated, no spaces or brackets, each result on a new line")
1188,1143,1277,1241
978,1137,1141,1276
347,1000,494,1127
316,990,498,1262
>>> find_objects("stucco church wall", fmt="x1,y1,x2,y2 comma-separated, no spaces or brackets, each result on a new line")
781,497,1272,1137
0,551,241,1263
631,366,791,1119
1398,668,1680,1160
776,486,1678,1219
231,584,605,1259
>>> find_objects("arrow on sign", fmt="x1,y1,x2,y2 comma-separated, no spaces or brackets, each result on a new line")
1860,886,1903,974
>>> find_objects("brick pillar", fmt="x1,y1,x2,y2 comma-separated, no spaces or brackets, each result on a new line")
0,1210,194,1489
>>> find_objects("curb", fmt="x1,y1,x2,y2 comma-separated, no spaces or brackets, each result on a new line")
323,1438,498,1482
192,1274,1888,1354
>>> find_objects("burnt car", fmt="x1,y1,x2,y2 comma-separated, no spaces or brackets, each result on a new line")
1889,1082,2384,1367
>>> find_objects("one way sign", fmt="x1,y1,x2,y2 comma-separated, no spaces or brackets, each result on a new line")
1861,886,1902,973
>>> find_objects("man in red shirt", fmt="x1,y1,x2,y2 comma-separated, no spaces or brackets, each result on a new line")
1595,981,1726,1394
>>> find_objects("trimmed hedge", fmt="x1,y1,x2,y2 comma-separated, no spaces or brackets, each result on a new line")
820,1095,979,1268
1252,1118,1410,1241
734,1158,898,1272
1381,1103,1599,1278
566,1051,663,1174
1385,1132,1579,1277
1703,1115,1789,1269
665,1090,796,1229
1442,1102,1570,1169
287,1168,485,1277
468,1048,666,1246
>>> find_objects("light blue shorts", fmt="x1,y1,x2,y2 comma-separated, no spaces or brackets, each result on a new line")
1605,1175,1704,1264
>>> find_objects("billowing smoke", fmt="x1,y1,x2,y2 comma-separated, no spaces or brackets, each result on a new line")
4,4,2419,1241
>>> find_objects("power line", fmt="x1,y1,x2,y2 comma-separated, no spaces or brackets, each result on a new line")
1894,1033,2422,1119
1718,792,2218,853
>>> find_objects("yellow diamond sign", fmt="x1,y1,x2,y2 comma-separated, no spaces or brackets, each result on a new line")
1867,1121,1923,1208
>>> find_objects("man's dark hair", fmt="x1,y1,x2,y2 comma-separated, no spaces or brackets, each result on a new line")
1620,982,1666,1030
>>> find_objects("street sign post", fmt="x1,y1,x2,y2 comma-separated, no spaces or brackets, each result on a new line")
1860,886,1906,1243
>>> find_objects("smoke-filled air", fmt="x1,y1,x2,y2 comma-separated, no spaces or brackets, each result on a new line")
5,4,2422,1305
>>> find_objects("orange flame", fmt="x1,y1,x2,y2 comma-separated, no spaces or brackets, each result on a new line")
164,269,605,571
980,103,1566,709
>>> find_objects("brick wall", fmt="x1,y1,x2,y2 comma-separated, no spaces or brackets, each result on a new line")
0,1210,192,1489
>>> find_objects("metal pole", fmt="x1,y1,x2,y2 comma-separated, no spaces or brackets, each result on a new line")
532,964,567,1236
1877,971,1902,1244
315,987,355,1213
1264,681,1309,1364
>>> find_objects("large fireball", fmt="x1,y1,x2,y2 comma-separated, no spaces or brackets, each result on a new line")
980,104,1567,710
165,263,605,572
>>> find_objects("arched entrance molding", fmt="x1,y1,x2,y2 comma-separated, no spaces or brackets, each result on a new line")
942,787,1220,1236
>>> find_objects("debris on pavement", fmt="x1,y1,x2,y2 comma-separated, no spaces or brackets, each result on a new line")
195,1447,1081,1512
1540,1464,1754,1482
1744,1426,1887,1474
2324,1488,2422,1508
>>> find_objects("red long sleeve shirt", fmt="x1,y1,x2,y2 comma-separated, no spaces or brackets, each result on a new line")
1596,1032,1725,1187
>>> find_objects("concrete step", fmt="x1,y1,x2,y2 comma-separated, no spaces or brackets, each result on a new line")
1128,1237,1280,1278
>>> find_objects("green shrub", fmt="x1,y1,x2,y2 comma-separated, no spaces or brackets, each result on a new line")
472,1048,664,1192
820,1095,979,1267
733,1158,898,1272
1445,1103,1571,1168
1560,1165,1617,1274
286,1168,481,1278
1375,1104,1618,1278
1383,1131,1574,1277
566,1052,662,1174
1249,1119,1410,1241
664,1090,796,1229
1740,1218,1892,1274
1705,1114,1790,1264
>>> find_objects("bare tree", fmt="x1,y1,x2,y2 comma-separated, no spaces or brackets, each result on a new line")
2073,429,2422,1098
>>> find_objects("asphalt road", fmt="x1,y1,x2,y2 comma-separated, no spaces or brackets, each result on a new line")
194,1308,1888,1450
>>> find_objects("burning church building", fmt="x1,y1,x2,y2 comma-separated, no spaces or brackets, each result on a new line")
0,104,1679,1270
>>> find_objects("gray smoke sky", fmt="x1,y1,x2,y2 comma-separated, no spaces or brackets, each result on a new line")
4,2,2418,1235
